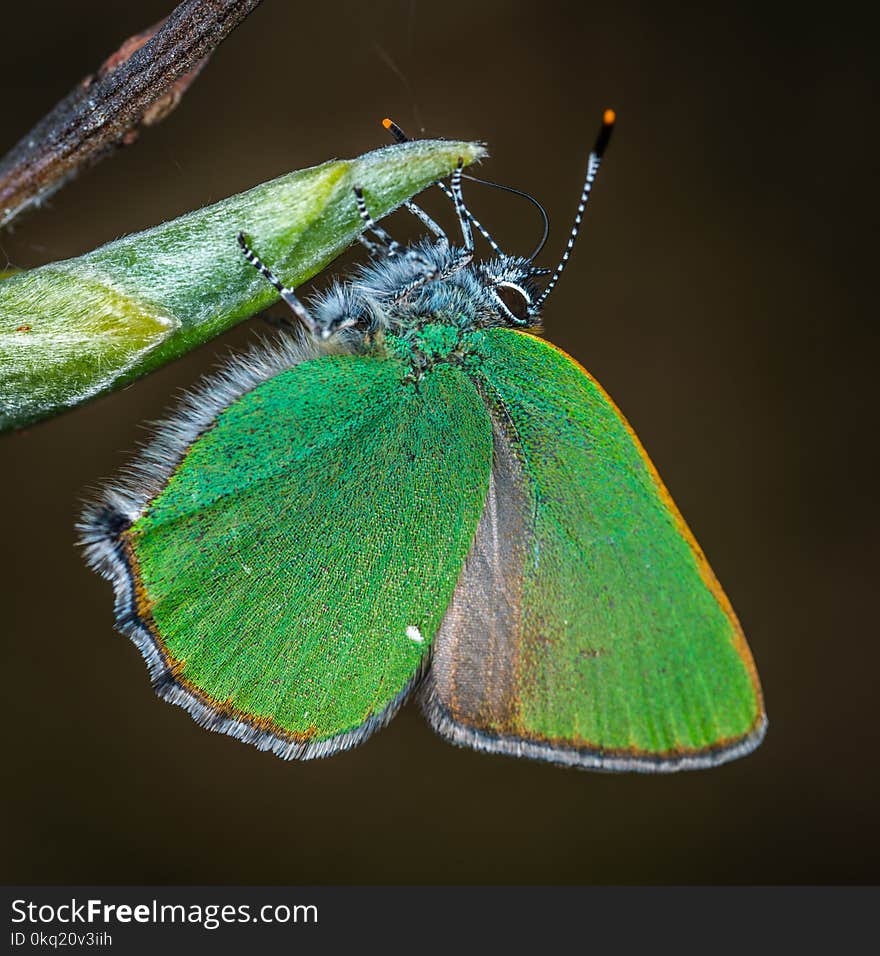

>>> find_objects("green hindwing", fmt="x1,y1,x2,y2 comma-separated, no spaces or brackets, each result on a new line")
86,343,492,758
423,328,766,771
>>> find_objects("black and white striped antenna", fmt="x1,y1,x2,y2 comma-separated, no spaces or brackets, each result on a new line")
533,109,615,310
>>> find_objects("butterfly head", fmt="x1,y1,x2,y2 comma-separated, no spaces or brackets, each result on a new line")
379,110,616,329
238,112,615,343
479,256,547,326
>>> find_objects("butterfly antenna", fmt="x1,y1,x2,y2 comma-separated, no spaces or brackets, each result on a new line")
382,117,408,143
382,117,504,255
533,109,615,311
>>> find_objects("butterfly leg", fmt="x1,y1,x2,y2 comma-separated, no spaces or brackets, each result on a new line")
433,172,502,256
381,118,503,255
403,201,449,246
455,200,502,256
449,161,474,260
357,234,384,255
237,233,316,333
352,187,435,273
386,250,473,306
386,160,476,303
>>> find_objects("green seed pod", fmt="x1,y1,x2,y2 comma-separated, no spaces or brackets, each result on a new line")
0,139,485,432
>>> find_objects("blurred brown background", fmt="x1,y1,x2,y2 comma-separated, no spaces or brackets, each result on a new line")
2,0,877,885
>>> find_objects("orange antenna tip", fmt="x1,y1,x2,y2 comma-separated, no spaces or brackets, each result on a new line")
603,109,616,126
382,117,409,144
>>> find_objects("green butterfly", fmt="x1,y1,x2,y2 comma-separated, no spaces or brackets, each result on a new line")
81,113,766,771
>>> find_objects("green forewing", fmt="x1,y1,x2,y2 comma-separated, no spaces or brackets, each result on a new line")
427,328,764,765
126,354,492,750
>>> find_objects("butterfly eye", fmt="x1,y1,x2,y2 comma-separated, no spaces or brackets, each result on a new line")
495,282,531,322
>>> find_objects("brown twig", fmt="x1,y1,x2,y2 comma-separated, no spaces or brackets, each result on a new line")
0,0,264,227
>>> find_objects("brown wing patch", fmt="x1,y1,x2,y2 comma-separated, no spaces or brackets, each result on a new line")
423,405,532,737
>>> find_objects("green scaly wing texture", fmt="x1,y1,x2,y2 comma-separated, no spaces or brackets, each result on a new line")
424,328,765,770
123,354,492,758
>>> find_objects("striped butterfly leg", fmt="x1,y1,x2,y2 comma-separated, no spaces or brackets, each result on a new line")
237,232,316,334
382,117,505,256
352,187,436,271
353,182,472,307
403,200,449,246
352,186,464,307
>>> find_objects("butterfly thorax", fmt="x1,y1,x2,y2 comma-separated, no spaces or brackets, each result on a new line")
311,242,544,344
382,321,487,386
